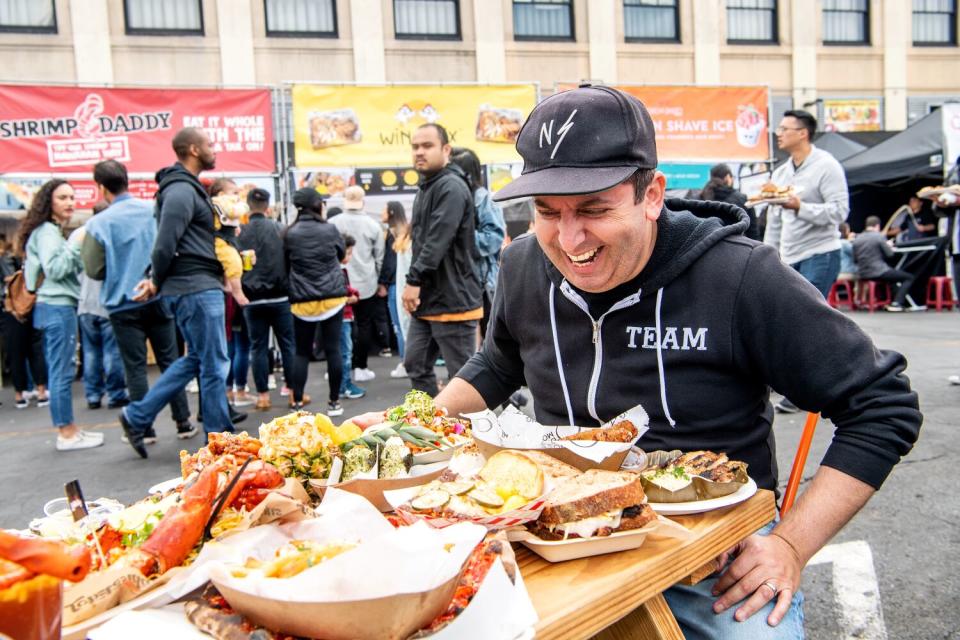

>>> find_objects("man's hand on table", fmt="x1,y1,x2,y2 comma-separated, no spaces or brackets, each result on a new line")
710,531,802,626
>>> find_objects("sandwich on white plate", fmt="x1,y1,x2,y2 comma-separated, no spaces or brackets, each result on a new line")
525,469,657,541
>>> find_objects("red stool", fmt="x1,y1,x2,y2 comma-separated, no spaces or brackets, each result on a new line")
827,280,857,311
856,280,892,312
926,276,955,311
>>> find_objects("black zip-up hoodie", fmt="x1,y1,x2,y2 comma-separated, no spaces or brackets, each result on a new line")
458,199,921,494
151,163,223,295
407,163,482,317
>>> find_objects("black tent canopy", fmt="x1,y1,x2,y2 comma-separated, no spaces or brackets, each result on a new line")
842,110,945,187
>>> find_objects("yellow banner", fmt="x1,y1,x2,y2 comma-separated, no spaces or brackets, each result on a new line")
292,84,537,167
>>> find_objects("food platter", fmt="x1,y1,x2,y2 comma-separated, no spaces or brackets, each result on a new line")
147,477,182,495
647,477,757,516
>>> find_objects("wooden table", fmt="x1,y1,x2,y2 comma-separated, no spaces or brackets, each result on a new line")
518,490,777,640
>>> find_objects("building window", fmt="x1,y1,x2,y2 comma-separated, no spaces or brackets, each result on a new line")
624,0,679,42
124,0,203,35
394,0,460,40
913,0,957,45
0,0,56,33
823,0,869,44
513,0,574,41
265,0,337,37
726,0,777,44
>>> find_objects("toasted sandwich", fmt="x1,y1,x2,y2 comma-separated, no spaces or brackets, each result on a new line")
561,420,638,443
527,470,657,541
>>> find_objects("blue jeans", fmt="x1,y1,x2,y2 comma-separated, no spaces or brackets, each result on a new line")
79,314,128,404
340,320,354,392
33,302,78,429
387,284,404,358
226,328,250,389
244,301,296,393
791,249,841,299
664,522,805,640
124,290,231,435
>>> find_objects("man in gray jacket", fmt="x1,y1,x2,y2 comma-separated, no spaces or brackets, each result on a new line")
763,109,850,412
331,186,385,382
853,216,916,311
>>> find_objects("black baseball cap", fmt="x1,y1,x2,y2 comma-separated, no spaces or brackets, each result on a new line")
247,187,270,206
493,84,658,202
292,187,327,213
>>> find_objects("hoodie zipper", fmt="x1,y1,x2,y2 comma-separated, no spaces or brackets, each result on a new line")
558,281,642,423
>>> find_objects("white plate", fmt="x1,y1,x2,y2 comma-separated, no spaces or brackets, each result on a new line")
148,476,183,495
648,477,757,516
512,525,654,563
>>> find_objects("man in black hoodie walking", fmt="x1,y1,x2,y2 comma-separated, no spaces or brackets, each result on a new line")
401,123,482,396
359,87,921,638
119,127,234,456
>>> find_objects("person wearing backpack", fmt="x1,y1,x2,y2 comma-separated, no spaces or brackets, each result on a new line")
18,179,103,451
0,241,48,410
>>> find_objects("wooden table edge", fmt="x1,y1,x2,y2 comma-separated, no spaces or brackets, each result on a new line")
531,490,777,640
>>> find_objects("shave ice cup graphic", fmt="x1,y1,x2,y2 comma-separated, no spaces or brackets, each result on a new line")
735,104,766,148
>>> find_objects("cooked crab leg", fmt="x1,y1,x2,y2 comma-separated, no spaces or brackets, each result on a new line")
0,529,91,582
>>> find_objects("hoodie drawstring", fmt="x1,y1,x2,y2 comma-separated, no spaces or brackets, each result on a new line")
549,282,576,426
655,287,677,428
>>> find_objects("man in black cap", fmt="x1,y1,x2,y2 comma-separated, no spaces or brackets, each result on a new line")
354,85,921,637
237,188,296,411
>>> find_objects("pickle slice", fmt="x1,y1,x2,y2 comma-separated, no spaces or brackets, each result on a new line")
410,489,450,511
469,488,505,508
440,480,475,496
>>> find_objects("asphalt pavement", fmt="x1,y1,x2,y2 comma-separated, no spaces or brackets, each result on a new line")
0,310,957,639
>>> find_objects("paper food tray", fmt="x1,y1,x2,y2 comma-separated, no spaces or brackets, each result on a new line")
466,406,646,471
506,516,692,563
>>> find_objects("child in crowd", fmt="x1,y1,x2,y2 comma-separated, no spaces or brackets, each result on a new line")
212,193,251,306
339,234,366,399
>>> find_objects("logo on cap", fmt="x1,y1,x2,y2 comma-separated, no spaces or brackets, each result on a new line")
539,109,578,160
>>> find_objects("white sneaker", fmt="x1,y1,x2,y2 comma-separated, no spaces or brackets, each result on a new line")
280,386,291,397
186,379,199,393
948,375,960,386
22,389,38,401
57,430,104,451
390,363,408,378
354,368,376,382
268,375,278,390
232,392,255,407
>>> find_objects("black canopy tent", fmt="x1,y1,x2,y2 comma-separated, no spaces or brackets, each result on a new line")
839,110,947,230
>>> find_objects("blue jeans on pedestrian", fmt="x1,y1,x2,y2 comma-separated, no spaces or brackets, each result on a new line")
663,521,805,640
226,328,250,390
244,301,296,394
124,289,231,435
79,313,128,405
33,302,78,429
340,320,354,393
387,284,404,358
791,249,841,299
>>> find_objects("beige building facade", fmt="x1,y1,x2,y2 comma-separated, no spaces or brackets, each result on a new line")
0,0,958,130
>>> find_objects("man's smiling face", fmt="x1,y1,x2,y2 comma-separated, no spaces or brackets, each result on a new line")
533,173,664,293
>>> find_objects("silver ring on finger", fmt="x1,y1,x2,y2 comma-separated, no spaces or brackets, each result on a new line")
760,580,780,595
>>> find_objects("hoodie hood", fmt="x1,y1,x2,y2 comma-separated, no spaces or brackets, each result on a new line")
155,162,209,201
540,197,750,295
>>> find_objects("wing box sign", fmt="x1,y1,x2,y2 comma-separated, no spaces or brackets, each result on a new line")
0,85,275,174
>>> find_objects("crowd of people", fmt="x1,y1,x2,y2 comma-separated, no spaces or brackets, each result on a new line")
0,124,509,456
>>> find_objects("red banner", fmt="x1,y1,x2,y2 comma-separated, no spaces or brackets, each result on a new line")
0,85,275,174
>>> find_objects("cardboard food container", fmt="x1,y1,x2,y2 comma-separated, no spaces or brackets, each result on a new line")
506,515,692,563
202,490,486,640
309,463,447,512
466,406,647,472
639,450,750,503
213,573,460,640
